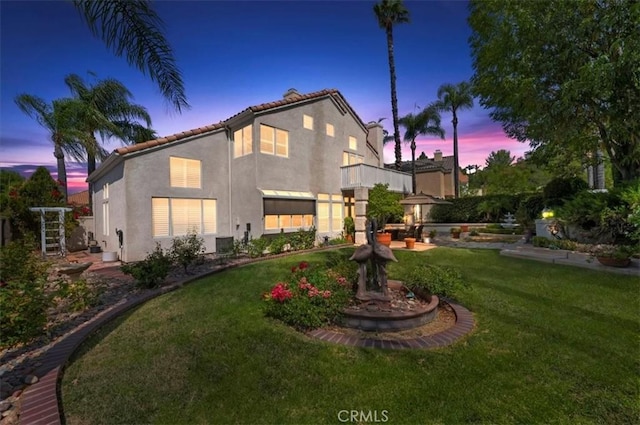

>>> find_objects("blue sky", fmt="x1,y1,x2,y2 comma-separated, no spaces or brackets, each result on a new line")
0,0,528,193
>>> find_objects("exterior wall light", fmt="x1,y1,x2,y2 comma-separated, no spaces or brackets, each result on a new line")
542,208,555,219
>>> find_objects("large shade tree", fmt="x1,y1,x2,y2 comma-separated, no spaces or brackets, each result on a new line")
435,81,474,198
373,0,410,170
71,0,188,112
399,105,445,194
469,0,640,186
64,73,153,210
14,95,91,201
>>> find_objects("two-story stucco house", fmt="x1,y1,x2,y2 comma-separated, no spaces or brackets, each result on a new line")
87,89,411,262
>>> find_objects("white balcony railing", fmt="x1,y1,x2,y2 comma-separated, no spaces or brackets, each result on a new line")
340,164,411,193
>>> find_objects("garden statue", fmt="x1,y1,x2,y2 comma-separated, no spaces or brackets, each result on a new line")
349,219,397,302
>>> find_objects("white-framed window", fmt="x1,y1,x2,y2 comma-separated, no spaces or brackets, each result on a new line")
326,123,334,137
152,197,217,237
342,152,364,166
260,124,289,157
264,214,314,230
102,183,109,235
348,136,357,151
303,114,314,130
170,157,201,188
317,193,343,233
233,124,253,158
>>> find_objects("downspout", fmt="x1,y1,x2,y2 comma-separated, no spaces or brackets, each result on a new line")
225,125,233,237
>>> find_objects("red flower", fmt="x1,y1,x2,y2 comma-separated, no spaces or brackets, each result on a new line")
270,282,292,303
298,261,309,270
8,190,18,199
291,266,297,273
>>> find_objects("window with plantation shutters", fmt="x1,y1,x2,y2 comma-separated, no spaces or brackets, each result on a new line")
260,124,288,158
152,198,169,237
170,157,201,188
152,197,217,237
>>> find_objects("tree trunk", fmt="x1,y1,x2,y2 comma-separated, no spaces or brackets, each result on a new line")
386,28,402,170
411,139,417,194
53,141,68,203
87,151,96,215
452,113,459,198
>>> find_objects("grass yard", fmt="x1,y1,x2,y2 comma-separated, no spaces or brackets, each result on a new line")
61,248,639,424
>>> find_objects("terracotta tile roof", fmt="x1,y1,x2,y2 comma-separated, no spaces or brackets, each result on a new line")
387,155,457,173
114,89,367,157
67,190,89,206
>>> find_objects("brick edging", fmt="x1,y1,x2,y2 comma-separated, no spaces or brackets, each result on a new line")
307,300,475,350
18,245,352,424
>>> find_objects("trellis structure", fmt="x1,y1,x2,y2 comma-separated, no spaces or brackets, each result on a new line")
29,207,72,257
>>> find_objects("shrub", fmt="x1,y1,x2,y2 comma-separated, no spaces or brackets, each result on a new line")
0,239,52,347
288,227,316,251
268,234,288,255
263,261,353,330
247,237,270,258
532,236,551,248
429,194,524,223
516,193,545,228
121,243,172,288
543,177,589,207
170,230,205,274
402,264,467,302
55,278,99,312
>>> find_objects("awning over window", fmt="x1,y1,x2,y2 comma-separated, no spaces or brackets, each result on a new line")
263,198,315,215
259,189,314,199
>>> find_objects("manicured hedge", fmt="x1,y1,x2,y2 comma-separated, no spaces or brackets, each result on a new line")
429,194,526,223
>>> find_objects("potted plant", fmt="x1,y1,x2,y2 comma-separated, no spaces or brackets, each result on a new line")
590,244,635,268
423,229,436,244
460,224,469,233
404,236,416,249
343,216,355,243
367,183,403,247
450,227,461,239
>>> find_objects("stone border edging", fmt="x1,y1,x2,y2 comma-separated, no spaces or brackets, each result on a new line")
18,244,352,425
307,300,475,350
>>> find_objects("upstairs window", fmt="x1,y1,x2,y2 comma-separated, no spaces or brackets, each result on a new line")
233,124,253,158
303,114,314,130
170,157,201,188
342,152,364,166
326,123,334,137
260,124,289,158
348,136,357,151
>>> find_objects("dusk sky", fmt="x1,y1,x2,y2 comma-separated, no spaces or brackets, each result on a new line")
0,0,529,193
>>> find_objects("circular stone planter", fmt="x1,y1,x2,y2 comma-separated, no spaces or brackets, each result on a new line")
102,251,118,262
342,281,439,332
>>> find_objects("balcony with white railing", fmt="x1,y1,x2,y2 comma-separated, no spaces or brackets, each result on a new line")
340,164,411,193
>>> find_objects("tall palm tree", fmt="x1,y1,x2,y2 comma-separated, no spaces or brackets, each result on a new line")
71,0,188,112
399,105,445,194
436,81,474,198
374,0,410,170
65,73,153,210
14,95,89,201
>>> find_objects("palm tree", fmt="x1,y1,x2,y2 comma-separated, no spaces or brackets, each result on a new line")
399,105,445,194
373,0,410,170
14,95,89,201
71,0,188,112
65,73,153,210
435,81,474,198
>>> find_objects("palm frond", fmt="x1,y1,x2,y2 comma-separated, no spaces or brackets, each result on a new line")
72,0,189,112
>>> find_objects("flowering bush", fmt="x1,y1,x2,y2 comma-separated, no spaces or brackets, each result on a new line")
263,261,353,330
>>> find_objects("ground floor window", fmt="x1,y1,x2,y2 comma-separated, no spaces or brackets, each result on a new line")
264,214,314,231
152,197,217,237
317,193,343,233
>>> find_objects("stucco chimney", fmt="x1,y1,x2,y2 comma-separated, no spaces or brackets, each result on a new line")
434,149,443,161
283,88,301,100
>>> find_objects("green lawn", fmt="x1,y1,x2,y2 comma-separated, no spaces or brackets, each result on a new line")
61,248,639,424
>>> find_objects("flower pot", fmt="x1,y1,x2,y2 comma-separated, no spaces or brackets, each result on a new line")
461,225,469,232
405,237,416,249
376,232,392,247
596,256,631,268
451,232,461,239
423,237,431,244
345,234,354,243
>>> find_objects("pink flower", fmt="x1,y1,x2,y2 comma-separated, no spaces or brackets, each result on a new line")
322,290,331,299
337,277,347,286
270,282,292,302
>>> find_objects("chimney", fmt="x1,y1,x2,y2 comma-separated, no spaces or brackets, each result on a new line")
283,88,300,100
434,150,443,161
